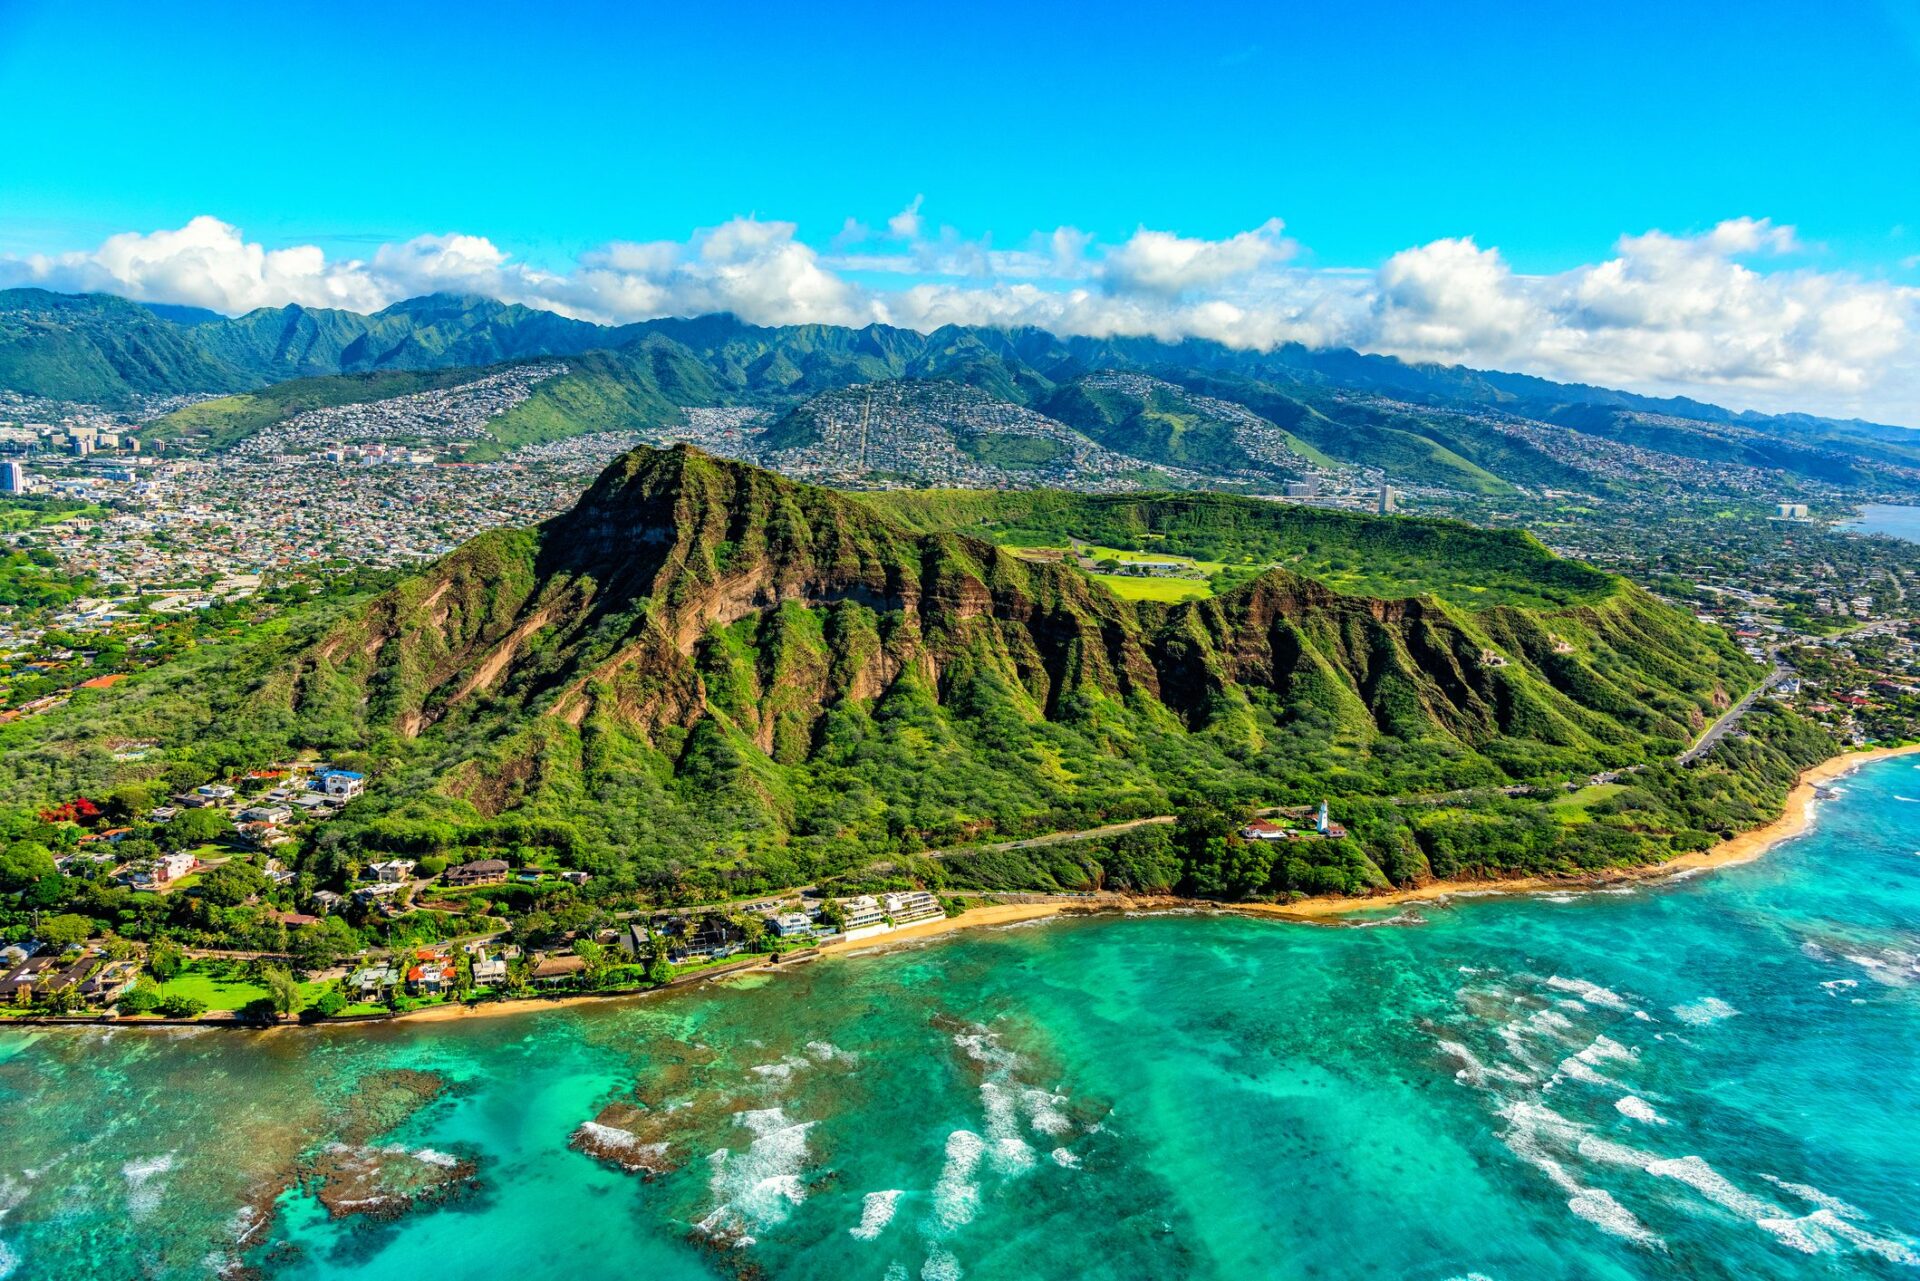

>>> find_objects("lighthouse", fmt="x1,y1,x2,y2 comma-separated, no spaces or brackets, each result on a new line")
1316,800,1330,835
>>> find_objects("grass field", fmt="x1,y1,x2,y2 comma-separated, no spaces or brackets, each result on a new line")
163,961,330,1012
1089,573,1212,602
1547,782,1626,822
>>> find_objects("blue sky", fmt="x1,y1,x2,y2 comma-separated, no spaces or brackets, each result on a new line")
3,0,1919,420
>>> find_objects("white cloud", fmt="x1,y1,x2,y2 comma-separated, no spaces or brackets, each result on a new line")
1357,219,1918,416
887,195,925,240
2,212,1916,422
1101,218,1293,295
0,215,389,314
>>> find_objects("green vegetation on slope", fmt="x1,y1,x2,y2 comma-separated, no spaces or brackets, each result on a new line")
144,365,506,448
467,344,725,459
0,289,246,405
0,447,1768,909
859,488,1614,610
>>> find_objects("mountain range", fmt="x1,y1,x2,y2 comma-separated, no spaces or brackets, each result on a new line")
6,287,1919,497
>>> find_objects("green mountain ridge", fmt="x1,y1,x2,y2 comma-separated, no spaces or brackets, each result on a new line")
8,288,1913,497
3,446,1762,897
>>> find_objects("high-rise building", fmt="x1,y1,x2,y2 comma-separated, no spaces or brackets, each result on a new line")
1775,502,1810,520
1283,479,1317,499
1377,485,1396,514
0,461,26,493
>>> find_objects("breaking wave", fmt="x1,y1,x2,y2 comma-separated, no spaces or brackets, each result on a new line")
849,1188,903,1241
1669,997,1738,1026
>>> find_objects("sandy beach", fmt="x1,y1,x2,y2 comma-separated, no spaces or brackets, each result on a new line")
1256,742,1920,920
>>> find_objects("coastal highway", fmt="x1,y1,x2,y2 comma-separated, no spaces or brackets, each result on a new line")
1677,657,1790,766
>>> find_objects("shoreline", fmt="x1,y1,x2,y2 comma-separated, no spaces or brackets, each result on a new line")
1254,741,1920,920
10,744,1916,1033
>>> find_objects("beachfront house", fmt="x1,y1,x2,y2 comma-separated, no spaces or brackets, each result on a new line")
471,956,507,986
530,954,586,985
348,964,397,1001
770,911,817,939
406,953,456,996
881,890,943,926
837,895,890,942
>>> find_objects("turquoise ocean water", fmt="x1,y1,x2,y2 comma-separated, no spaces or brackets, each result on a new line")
5,757,1920,1280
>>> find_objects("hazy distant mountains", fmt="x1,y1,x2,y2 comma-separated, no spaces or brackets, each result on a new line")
5,286,1918,495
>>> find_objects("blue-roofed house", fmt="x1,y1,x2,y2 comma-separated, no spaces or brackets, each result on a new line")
317,769,366,799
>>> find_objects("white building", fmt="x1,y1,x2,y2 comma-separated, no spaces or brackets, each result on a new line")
881,891,943,925
771,911,816,937
318,769,366,799
837,895,889,941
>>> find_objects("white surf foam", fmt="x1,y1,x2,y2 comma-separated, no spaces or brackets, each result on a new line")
1050,1147,1079,1168
850,1189,903,1241
1545,976,1633,1011
702,1107,813,1235
1646,1155,1777,1221
1669,997,1739,1026
931,1130,985,1232
1567,1187,1662,1247
121,1153,174,1219
1023,1087,1073,1137
1614,1096,1666,1125
1496,1102,1662,1248
921,1246,964,1280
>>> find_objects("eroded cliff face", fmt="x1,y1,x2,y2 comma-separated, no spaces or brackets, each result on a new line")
283,443,1735,807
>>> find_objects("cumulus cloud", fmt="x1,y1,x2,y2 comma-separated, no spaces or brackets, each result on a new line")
2,211,1915,422
887,195,925,241
1360,219,1917,414
1102,218,1294,295
0,215,388,313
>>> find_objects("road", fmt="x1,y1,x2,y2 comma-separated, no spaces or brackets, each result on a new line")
925,815,1175,861
1677,657,1789,765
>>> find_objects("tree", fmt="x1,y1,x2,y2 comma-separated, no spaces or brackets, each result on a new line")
102,784,155,823
573,938,607,986
148,939,184,986
0,840,56,892
196,861,267,907
734,913,768,952
644,930,673,985
119,977,164,1014
260,966,301,1020
167,807,230,848
288,916,359,971
39,914,92,948
157,993,206,1018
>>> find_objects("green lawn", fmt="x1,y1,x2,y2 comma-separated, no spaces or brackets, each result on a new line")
1089,573,1212,603
162,962,330,1012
